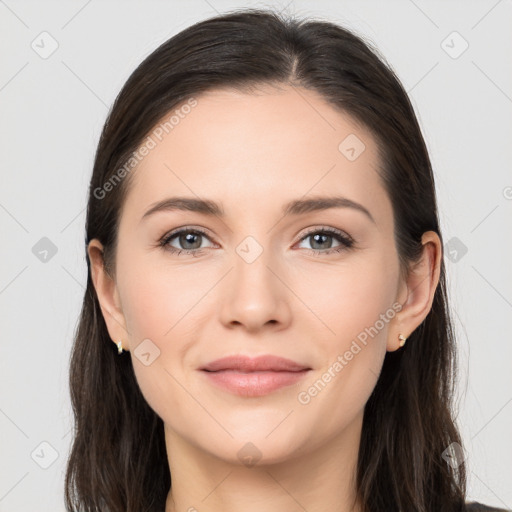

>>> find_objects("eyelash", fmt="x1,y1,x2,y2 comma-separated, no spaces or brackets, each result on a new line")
158,226,354,257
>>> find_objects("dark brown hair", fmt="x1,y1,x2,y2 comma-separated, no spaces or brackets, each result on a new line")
65,7,467,511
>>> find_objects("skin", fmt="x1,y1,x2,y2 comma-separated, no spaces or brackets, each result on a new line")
88,84,441,512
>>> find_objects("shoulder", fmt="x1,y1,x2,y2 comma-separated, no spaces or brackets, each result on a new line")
465,501,512,512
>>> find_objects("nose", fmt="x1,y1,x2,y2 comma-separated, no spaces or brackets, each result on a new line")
218,247,292,333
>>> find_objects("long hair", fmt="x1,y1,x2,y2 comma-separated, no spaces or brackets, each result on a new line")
65,8,466,511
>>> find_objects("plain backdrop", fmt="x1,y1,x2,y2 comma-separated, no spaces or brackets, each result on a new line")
0,0,511,510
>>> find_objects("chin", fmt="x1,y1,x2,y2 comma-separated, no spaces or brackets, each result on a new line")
200,423,308,465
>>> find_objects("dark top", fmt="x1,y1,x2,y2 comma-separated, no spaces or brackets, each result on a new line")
466,502,511,512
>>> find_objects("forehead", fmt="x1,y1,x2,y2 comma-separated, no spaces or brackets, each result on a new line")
122,85,390,225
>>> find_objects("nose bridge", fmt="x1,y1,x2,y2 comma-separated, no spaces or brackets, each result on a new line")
218,234,291,330
235,238,274,289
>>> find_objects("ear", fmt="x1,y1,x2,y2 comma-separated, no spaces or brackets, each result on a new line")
87,239,130,351
387,230,442,352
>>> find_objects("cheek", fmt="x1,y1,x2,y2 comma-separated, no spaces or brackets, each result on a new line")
292,250,398,347
116,247,221,410
117,263,205,422
292,252,396,413
117,246,212,343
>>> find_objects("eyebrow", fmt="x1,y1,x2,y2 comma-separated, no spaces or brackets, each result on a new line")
141,195,375,224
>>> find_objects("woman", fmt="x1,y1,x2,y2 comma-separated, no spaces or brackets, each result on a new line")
64,8,509,512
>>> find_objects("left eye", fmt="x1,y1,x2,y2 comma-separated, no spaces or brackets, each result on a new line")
296,229,354,253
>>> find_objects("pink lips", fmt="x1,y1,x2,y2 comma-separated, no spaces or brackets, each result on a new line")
199,355,311,397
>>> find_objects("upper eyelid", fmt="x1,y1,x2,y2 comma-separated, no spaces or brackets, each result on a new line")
161,226,216,246
298,226,353,241
161,226,211,239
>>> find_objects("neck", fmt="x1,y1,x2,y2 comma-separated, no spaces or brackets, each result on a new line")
164,411,363,512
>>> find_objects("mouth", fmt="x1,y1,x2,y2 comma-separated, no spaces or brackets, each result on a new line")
199,355,312,397
200,354,311,373
200,368,311,397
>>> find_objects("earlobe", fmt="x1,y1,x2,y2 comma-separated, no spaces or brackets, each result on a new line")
87,239,129,350
387,230,442,352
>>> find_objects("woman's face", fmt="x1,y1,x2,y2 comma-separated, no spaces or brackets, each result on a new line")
91,85,412,465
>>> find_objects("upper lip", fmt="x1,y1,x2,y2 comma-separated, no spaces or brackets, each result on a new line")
200,355,311,372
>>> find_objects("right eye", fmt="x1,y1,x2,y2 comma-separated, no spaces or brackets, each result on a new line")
159,227,216,256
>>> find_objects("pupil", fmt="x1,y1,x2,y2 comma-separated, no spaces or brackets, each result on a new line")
312,233,331,250
180,233,201,250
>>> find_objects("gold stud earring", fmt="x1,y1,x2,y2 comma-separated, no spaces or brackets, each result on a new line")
117,340,123,354
398,333,407,348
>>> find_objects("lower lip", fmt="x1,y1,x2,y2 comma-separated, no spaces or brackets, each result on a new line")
200,369,310,397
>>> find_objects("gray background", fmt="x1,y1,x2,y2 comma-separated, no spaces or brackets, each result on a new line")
1,0,511,510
